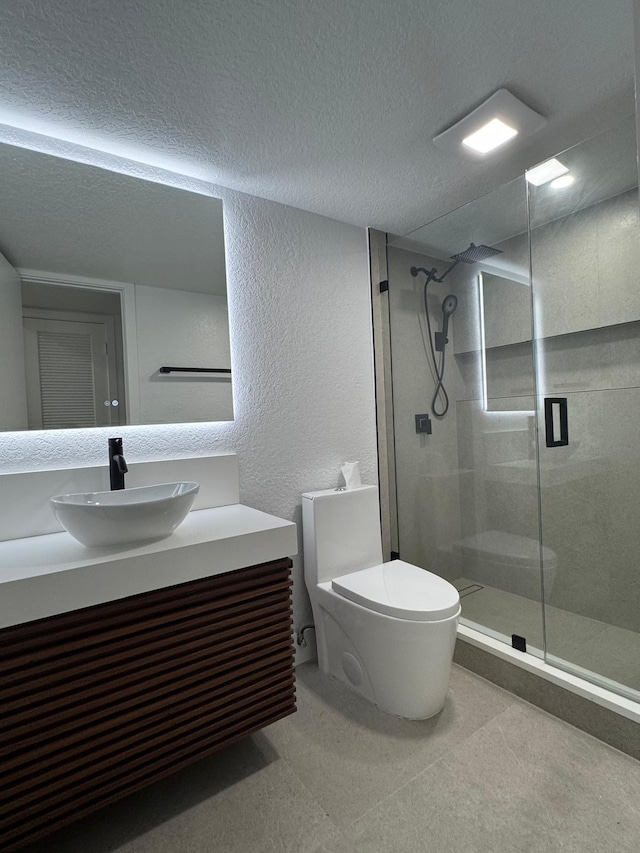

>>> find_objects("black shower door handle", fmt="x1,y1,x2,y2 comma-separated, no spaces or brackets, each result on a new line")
544,397,569,447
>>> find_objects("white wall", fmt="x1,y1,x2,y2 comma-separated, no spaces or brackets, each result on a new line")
0,251,28,430
134,286,233,423
0,185,379,664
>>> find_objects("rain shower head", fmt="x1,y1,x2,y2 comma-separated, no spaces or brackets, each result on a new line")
450,242,503,264
410,242,502,286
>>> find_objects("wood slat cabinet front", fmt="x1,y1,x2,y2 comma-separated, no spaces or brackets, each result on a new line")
0,557,296,851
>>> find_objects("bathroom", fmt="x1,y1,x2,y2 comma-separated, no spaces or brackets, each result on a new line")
1,1,640,851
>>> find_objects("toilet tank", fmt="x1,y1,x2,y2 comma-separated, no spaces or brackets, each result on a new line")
302,485,383,585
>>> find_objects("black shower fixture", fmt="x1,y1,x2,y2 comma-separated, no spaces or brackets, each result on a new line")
410,242,503,285
435,294,458,352
410,242,501,418
450,242,502,264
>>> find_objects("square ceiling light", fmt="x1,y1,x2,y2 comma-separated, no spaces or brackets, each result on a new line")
433,89,546,161
525,158,569,185
462,118,518,154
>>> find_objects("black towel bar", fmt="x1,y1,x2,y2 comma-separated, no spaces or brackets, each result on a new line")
159,366,232,374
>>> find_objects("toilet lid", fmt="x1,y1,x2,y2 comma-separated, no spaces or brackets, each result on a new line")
331,560,460,622
453,530,557,570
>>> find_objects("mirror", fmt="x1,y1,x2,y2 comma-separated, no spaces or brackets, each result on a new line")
479,270,535,411
481,271,532,350
0,142,232,431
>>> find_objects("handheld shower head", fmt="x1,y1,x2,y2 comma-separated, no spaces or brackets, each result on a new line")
435,294,458,352
441,294,458,316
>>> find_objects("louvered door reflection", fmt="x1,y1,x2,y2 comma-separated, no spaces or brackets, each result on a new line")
0,558,296,852
22,317,117,429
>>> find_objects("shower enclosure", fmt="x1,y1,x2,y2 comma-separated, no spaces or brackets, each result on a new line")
384,115,640,703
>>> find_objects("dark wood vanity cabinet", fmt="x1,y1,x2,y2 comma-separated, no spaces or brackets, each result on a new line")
0,558,296,851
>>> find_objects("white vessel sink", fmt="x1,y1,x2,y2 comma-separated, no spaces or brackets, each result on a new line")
50,482,199,548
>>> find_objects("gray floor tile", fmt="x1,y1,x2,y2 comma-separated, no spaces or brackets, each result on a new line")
263,661,515,828
490,701,640,850
22,734,341,853
18,657,640,853
117,758,341,853
336,702,640,853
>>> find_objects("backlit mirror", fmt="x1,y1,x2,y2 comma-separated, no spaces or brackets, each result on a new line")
0,142,232,431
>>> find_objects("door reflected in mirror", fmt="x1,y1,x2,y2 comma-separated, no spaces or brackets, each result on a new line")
0,142,232,431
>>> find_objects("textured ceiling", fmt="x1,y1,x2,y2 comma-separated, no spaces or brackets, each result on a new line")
0,143,227,293
0,0,635,234
393,115,639,261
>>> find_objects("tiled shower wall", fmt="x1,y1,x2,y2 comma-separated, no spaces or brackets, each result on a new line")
390,186,640,636
453,188,640,633
386,246,465,584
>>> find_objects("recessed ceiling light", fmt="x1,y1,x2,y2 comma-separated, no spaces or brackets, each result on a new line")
462,119,518,154
525,158,569,186
550,174,575,189
433,89,546,161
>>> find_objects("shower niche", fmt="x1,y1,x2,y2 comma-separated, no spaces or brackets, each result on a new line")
384,115,640,702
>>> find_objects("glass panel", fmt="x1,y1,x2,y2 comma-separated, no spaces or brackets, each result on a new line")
529,115,640,700
387,176,545,653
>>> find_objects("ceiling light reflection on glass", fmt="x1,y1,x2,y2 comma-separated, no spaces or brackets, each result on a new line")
525,158,569,186
550,174,575,189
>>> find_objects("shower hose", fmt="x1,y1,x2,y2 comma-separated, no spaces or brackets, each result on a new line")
423,279,449,417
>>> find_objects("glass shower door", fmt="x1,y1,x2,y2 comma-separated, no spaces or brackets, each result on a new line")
528,116,640,700
386,113,640,702
387,177,546,654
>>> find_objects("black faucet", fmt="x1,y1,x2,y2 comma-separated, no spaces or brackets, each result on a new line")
108,437,128,490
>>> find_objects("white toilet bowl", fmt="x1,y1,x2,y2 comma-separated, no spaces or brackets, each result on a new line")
302,485,460,719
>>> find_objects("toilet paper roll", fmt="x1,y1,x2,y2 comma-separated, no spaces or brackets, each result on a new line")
341,461,362,490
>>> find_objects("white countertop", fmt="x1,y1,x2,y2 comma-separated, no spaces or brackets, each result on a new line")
0,505,298,629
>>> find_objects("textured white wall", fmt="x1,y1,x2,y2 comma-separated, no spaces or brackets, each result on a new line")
0,251,28,430
0,148,378,662
135,286,233,423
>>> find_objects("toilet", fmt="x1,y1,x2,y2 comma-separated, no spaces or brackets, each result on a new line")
302,484,460,719
451,529,557,601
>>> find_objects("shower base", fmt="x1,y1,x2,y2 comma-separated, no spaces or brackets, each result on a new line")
454,577,640,699
455,622,640,761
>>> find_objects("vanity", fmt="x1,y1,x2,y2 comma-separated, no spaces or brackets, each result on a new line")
0,455,298,851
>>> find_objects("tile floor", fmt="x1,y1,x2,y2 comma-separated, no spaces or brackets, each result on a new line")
22,661,640,853
456,578,640,697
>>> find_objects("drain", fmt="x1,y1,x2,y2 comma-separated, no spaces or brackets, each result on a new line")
458,583,484,598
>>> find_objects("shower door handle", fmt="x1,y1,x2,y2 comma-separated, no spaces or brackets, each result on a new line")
544,397,569,447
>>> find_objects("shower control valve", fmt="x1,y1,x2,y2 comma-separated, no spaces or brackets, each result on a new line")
415,413,432,435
